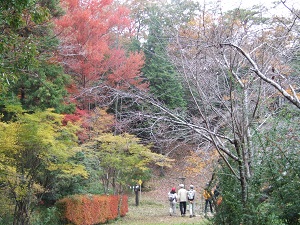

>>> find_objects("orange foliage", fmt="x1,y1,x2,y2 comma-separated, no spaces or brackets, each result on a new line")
55,0,147,109
107,51,148,90
57,195,128,225
216,196,223,206
89,107,115,135
286,87,300,98
183,149,219,177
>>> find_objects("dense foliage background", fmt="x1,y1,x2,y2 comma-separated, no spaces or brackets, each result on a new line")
0,0,299,224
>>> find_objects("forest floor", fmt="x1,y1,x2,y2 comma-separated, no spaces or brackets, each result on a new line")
112,148,215,225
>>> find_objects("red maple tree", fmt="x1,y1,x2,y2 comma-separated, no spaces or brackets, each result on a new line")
55,0,147,110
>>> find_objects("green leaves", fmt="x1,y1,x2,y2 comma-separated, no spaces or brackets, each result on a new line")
0,0,73,113
140,5,187,109
82,132,173,194
0,108,87,224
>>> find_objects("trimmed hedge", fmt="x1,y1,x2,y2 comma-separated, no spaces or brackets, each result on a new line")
56,195,128,225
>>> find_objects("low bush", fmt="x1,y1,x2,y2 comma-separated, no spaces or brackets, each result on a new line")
56,194,128,225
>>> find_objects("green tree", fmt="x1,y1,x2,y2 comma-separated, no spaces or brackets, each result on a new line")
126,0,193,109
0,0,74,113
252,108,300,225
214,108,300,225
0,108,87,225
142,6,186,109
82,133,173,195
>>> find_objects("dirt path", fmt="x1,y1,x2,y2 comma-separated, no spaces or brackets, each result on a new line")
113,189,212,225
113,151,214,225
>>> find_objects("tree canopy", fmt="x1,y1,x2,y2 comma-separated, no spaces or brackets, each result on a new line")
0,0,73,113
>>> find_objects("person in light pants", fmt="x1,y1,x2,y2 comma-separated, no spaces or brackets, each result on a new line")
168,187,177,216
188,185,196,218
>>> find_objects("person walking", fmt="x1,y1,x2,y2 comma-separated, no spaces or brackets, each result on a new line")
203,187,213,215
177,183,188,217
187,184,196,218
168,187,177,216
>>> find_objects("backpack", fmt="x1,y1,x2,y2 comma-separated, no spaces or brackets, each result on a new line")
187,190,194,200
168,193,175,202
203,190,211,199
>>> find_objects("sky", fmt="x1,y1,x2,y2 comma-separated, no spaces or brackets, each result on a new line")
204,0,298,15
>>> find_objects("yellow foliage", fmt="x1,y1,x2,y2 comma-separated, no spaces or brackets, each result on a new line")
48,162,88,178
91,133,173,168
14,184,29,201
0,109,88,208
0,189,14,216
32,183,45,193
0,122,19,154
183,149,219,177
184,151,206,177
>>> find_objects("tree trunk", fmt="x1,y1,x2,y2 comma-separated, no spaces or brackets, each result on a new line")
234,140,248,207
13,199,30,225
117,186,124,217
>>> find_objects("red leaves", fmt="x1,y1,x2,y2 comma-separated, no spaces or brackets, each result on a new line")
62,108,87,125
107,50,148,90
55,0,147,109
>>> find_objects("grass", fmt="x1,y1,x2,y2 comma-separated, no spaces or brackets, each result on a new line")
111,194,211,225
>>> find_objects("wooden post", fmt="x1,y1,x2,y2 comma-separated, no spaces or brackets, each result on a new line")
134,185,140,206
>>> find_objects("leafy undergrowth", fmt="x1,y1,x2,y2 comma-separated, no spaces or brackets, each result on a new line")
111,191,211,225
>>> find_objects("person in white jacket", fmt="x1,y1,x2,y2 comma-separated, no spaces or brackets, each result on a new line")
177,184,188,216
168,187,177,216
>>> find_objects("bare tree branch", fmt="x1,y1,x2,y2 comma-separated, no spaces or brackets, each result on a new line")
221,43,300,109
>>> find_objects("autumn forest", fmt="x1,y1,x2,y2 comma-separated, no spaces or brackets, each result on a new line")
0,0,300,224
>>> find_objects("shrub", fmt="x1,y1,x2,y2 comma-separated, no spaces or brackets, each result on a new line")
30,206,62,225
56,194,128,225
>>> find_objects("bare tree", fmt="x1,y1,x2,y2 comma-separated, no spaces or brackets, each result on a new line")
165,2,300,205
79,1,300,208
